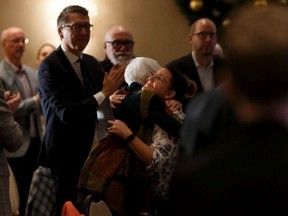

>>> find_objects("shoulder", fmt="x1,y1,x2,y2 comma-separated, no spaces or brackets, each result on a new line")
83,54,104,76
0,60,10,74
166,53,193,66
22,65,37,74
99,57,113,72
213,56,227,67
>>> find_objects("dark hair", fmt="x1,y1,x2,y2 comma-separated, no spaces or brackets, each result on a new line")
36,43,55,59
57,5,89,26
165,66,197,104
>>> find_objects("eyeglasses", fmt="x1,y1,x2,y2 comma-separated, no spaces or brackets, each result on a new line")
105,40,134,49
6,38,29,44
61,23,93,32
193,32,216,39
150,74,172,89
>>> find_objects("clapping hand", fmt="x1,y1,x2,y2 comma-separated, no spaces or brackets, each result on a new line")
5,91,21,113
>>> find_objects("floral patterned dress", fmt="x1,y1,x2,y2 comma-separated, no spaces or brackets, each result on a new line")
146,124,179,199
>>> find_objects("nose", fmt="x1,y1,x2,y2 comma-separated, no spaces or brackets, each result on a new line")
204,35,213,42
119,44,128,51
148,74,156,82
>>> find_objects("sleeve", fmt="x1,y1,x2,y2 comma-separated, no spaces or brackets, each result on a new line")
0,84,22,152
148,94,182,138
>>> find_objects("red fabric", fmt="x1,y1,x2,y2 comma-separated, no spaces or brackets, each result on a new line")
61,201,85,216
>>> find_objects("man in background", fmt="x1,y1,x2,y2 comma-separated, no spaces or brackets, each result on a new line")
101,25,135,106
170,4,288,215
166,18,225,94
0,26,42,216
100,25,134,73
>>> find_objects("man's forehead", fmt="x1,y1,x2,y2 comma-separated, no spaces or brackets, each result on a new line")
67,13,89,22
8,31,24,38
111,31,132,40
195,20,216,31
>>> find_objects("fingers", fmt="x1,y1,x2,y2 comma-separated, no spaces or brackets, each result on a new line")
4,91,11,100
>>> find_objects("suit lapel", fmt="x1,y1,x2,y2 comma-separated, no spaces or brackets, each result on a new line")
55,47,86,91
1,60,27,96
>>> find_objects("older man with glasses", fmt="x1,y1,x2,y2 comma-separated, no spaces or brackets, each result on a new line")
100,25,134,74
100,25,135,107
0,26,42,216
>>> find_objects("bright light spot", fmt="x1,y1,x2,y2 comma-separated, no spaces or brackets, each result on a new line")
45,0,98,31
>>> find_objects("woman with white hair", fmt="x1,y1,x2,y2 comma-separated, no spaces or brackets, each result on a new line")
78,57,196,216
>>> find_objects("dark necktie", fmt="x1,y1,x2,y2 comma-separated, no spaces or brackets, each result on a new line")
78,58,93,95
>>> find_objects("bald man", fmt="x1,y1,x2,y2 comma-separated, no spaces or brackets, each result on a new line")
166,18,226,95
0,26,42,215
100,25,134,73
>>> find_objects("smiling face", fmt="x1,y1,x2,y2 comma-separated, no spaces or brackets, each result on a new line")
58,12,91,56
142,67,176,100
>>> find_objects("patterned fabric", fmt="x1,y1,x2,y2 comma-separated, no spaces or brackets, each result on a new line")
0,176,12,216
0,80,22,216
26,166,55,216
78,135,128,193
147,125,179,199
78,91,156,215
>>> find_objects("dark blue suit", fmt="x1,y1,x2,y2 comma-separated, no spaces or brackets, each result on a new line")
38,46,104,213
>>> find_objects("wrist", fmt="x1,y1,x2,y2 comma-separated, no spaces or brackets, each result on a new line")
124,133,136,143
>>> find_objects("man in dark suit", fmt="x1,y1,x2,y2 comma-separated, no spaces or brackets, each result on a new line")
166,18,226,94
170,5,288,216
38,5,124,215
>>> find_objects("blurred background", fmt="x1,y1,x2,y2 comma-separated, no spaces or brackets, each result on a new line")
0,0,286,69
0,0,192,68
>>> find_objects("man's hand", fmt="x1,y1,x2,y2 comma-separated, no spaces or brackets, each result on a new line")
102,64,126,97
5,91,21,113
109,90,126,108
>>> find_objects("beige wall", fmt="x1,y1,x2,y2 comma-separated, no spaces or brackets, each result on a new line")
0,0,191,69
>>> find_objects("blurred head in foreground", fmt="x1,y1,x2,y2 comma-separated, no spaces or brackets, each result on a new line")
223,4,288,104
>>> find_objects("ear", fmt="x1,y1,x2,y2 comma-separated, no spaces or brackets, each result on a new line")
58,27,63,39
164,90,176,100
188,33,193,44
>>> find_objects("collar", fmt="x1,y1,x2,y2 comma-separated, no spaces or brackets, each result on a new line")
5,58,21,72
191,51,214,69
60,44,82,64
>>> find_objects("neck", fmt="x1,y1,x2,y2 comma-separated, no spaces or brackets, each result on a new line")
62,43,83,57
7,57,21,68
195,54,213,69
